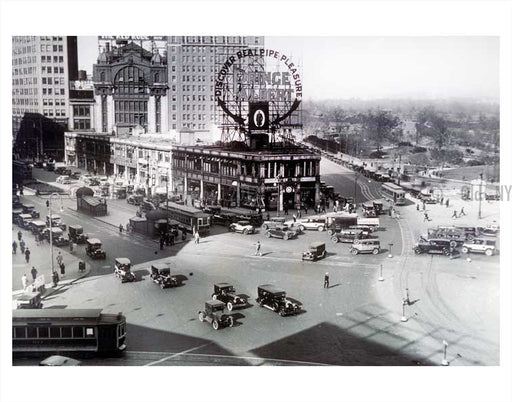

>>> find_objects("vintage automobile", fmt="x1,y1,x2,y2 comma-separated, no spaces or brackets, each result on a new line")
427,227,467,245
330,229,371,244
229,220,255,235
362,202,377,217
16,292,43,309
297,216,327,232
302,242,326,261
203,205,222,215
211,283,247,311
17,213,33,229
255,285,302,316
150,262,178,289
30,220,47,237
12,209,23,224
70,171,81,180
42,227,69,246
373,200,384,215
477,225,500,237
114,258,136,282
54,166,67,175
198,300,234,330
454,226,477,241
46,215,67,231
261,216,286,230
55,175,71,184
266,225,298,240
21,203,40,219
39,355,81,366
413,238,453,256
350,238,381,255
212,212,238,226
86,238,106,259
68,225,88,244
126,194,144,206
461,238,497,256
485,193,500,201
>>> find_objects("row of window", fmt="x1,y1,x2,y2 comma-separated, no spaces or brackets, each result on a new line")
43,99,67,106
12,88,37,96
13,325,95,339
168,36,259,45
43,88,66,95
12,77,37,86
13,108,38,115
74,119,91,130
43,109,67,117
42,77,65,85
40,36,64,41
12,66,37,76
12,98,37,106
12,54,36,65
12,46,37,56
40,44,64,52
42,66,65,74
41,55,64,63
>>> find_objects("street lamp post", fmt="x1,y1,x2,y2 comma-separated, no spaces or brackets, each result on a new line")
478,172,483,219
388,242,393,258
46,193,63,274
401,301,408,322
353,173,359,204
441,340,449,366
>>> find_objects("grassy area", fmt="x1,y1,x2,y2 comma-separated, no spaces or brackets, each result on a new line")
436,165,499,182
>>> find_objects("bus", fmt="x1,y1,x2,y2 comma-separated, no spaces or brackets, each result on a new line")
12,309,126,355
13,160,33,184
160,202,211,235
381,183,406,205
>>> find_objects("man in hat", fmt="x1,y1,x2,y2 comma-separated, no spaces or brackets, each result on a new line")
324,272,330,289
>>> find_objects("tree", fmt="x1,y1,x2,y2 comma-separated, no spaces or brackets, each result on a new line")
361,110,401,151
415,108,450,150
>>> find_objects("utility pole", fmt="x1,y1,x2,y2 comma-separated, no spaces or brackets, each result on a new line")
478,172,483,219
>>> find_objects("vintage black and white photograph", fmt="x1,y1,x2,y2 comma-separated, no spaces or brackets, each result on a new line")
2,1,511,402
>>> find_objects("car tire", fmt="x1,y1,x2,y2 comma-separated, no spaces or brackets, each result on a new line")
327,229,334,236
467,235,474,241
414,248,422,255
265,232,271,238
298,225,305,231
351,248,359,255
226,316,234,327
331,236,339,244
212,294,217,300
318,226,325,232
279,309,286,317
198,312,205,322
212,320,219,330
243,229,248,235
372,248,379,255
443,248,451,256
449,240,457,248
462,247,469,254
227,302,233,311
262,224,268,230
485,249,493,256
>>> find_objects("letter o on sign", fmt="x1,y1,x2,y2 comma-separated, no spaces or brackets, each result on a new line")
254,109,265,128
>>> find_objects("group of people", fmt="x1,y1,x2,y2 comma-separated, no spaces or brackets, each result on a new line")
20,266,39,291
12,230,31,263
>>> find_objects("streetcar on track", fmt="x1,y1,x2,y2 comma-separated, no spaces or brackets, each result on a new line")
381,183,406,205
12,309,126,356
160,202,211,235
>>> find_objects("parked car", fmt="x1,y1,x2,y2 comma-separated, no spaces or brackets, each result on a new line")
42,227,69,246
46,215,66,231
12,209,23,224
17,213,33,229
350,238,381,255
150,263,178,289
68,225,88,244
302,242,326,261
362,202,377,217
229,220,255,235
21,203,40,219
477,225,500,237
266,225,298,240
461,238,497,256
54,167,67,175
126,194,144,206
297,216,327,232
211,283,247,311
30,220,47,237
413,238,452,256
70,171,81,180
255,285,302,316
198,300,234,330
56,175,71,184
114,258,136,282
86,238,106,259
427,227,468,245
212,212,238,226
16,292,43,309
330,229,371,244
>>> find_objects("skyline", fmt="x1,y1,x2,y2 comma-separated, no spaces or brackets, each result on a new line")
77,36,499,102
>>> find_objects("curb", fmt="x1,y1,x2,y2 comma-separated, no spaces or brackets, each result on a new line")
40,269,91,300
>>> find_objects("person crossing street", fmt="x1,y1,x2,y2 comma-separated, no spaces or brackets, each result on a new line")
12,240,17,254
324,272,330,289
24,247,31,263
254,241,262,256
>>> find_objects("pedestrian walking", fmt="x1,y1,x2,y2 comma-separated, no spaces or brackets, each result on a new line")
194,231,200,244
254,241,262,256
12,240,17,254
416,204,420,211
298,209,302,218
321,204,326,214
170,234,175,246
126,223,130,233
446,198,450,207
78,260,86,273
60,261,66,277
440,197,444,205
160,236,165,250
423,212,430,222
56,251,63,267
31,266,38,282
52,271,59,287
24,247,30,263
459,207,466,216
324,272,330,289
20,239,26,254
119,224,123,234
292,214,297,223
21,274,28,291
17,230,22,241
304,205,308,214
422,201,426,211
452,210,458,219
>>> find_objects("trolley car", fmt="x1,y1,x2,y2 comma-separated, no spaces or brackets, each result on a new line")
160,202,211,235
12,309,126,356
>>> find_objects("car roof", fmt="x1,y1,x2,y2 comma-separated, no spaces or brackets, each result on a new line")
310,242,325,248
152,262,172,270
206,300,226,308
237,220,250,225
214,282,233,288
31,220,46,226
87,238,102,244
258,284,286,295
69,224,83,229
21,203,35,208
19,214,33,218
115,258,131,264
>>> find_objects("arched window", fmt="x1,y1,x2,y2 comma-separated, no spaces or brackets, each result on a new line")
100,71,105,82
154,73,159,83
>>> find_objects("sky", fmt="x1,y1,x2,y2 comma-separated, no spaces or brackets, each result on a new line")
78,36,499,101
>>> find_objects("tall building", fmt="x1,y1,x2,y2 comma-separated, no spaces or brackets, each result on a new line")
166,36,264,137
12,36,78,159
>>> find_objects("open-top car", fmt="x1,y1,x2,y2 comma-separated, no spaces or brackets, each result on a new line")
86,238,106,259
68,224,88,244
114,257,136,282
21,203,40,219
198,300,234,330
266,225,298,240
150,262,178,289
42,227,69,246
16,292,43,309
229,220,255,235
302,242,326,261
211,283,247,311
461,238,497,256
413,238,453,256
255,285,302,316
